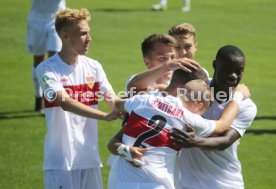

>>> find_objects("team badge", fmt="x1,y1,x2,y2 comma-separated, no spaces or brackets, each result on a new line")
85,74,95,88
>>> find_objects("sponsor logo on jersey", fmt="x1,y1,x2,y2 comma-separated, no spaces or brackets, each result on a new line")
44,83,100,108
60,77,69,83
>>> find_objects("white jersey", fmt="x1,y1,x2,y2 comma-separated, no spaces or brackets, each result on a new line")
178,79,257,189
108,91,215,189
36,53,113,170
28,0,66,21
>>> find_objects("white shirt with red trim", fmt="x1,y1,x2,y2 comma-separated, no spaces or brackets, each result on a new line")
108,91,215,189
178,79,257,189
36,53,113,170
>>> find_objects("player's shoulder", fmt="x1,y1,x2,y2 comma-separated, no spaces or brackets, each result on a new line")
36,54,58,73
79,55,102,67
241,98,257,110
239,98,257,120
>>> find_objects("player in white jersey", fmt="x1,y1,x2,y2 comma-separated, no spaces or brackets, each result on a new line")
36,8,118,189
127,23,206,94
107,68,250,189
152,0,191,12
171,45,257,189
26,0,66,112
107,33,198,167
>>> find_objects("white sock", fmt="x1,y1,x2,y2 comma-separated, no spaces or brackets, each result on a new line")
32,66,42,98
160,0,167,6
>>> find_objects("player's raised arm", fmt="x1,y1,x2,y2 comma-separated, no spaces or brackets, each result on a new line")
127,58,199,91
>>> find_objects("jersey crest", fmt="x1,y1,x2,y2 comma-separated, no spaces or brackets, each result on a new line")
85,74,95,89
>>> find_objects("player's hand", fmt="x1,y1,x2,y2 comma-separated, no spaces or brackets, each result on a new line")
130,146,148,159
171,125,201,148
235,84,251,99
128,147,147,167
104,110,120,121
117,144,147,167
166,58,200,72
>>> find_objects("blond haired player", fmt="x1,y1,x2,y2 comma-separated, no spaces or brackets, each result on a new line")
36,8,117,189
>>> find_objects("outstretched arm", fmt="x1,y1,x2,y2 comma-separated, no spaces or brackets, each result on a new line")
127,58,199,91
55,90,118,121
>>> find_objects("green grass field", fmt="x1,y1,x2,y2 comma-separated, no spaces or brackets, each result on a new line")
0,0,275,188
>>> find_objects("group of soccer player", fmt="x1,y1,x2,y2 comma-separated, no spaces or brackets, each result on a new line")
27,1,257,189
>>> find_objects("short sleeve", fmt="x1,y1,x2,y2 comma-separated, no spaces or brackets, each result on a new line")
184,110,216,137
96,63,113,93
36,65,64,93
231,99,257,136
36,64,64,102
124,94,148,113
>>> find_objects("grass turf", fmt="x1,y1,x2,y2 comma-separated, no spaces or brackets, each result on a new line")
0,0,275,188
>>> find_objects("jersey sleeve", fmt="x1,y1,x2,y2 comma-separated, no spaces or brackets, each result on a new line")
36,64,64,102
184,110,216,137
231,99,257,136
96,62,113,93
36,64,64,92
124,94,148,113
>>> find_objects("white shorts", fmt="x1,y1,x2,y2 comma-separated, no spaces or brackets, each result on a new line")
26,19,62,56
44,168,103,189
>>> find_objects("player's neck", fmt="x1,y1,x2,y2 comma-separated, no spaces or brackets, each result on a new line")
58,50,79,65
164,85,177,97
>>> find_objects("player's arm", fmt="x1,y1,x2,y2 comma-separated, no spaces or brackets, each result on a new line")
107,128,147,166
103,90,118,110
108,128,125,155
127,58,199,91
172,126,241,150
212,84,250,135
55,90,118,121
171,85,252,150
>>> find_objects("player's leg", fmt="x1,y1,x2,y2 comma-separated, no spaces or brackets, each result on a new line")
181,0,191,12
81,168,103,189
26,20,47,112
46,22,62,57
152,0,168,11
44,170,74,189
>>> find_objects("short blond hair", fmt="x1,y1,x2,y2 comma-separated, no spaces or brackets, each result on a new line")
55,8,90,34
183,79,212,109
168,23,196,40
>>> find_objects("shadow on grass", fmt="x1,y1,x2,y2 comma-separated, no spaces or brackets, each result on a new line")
245,115,276,135
0,109,44,120
246,129,276,135
254,116,276,120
